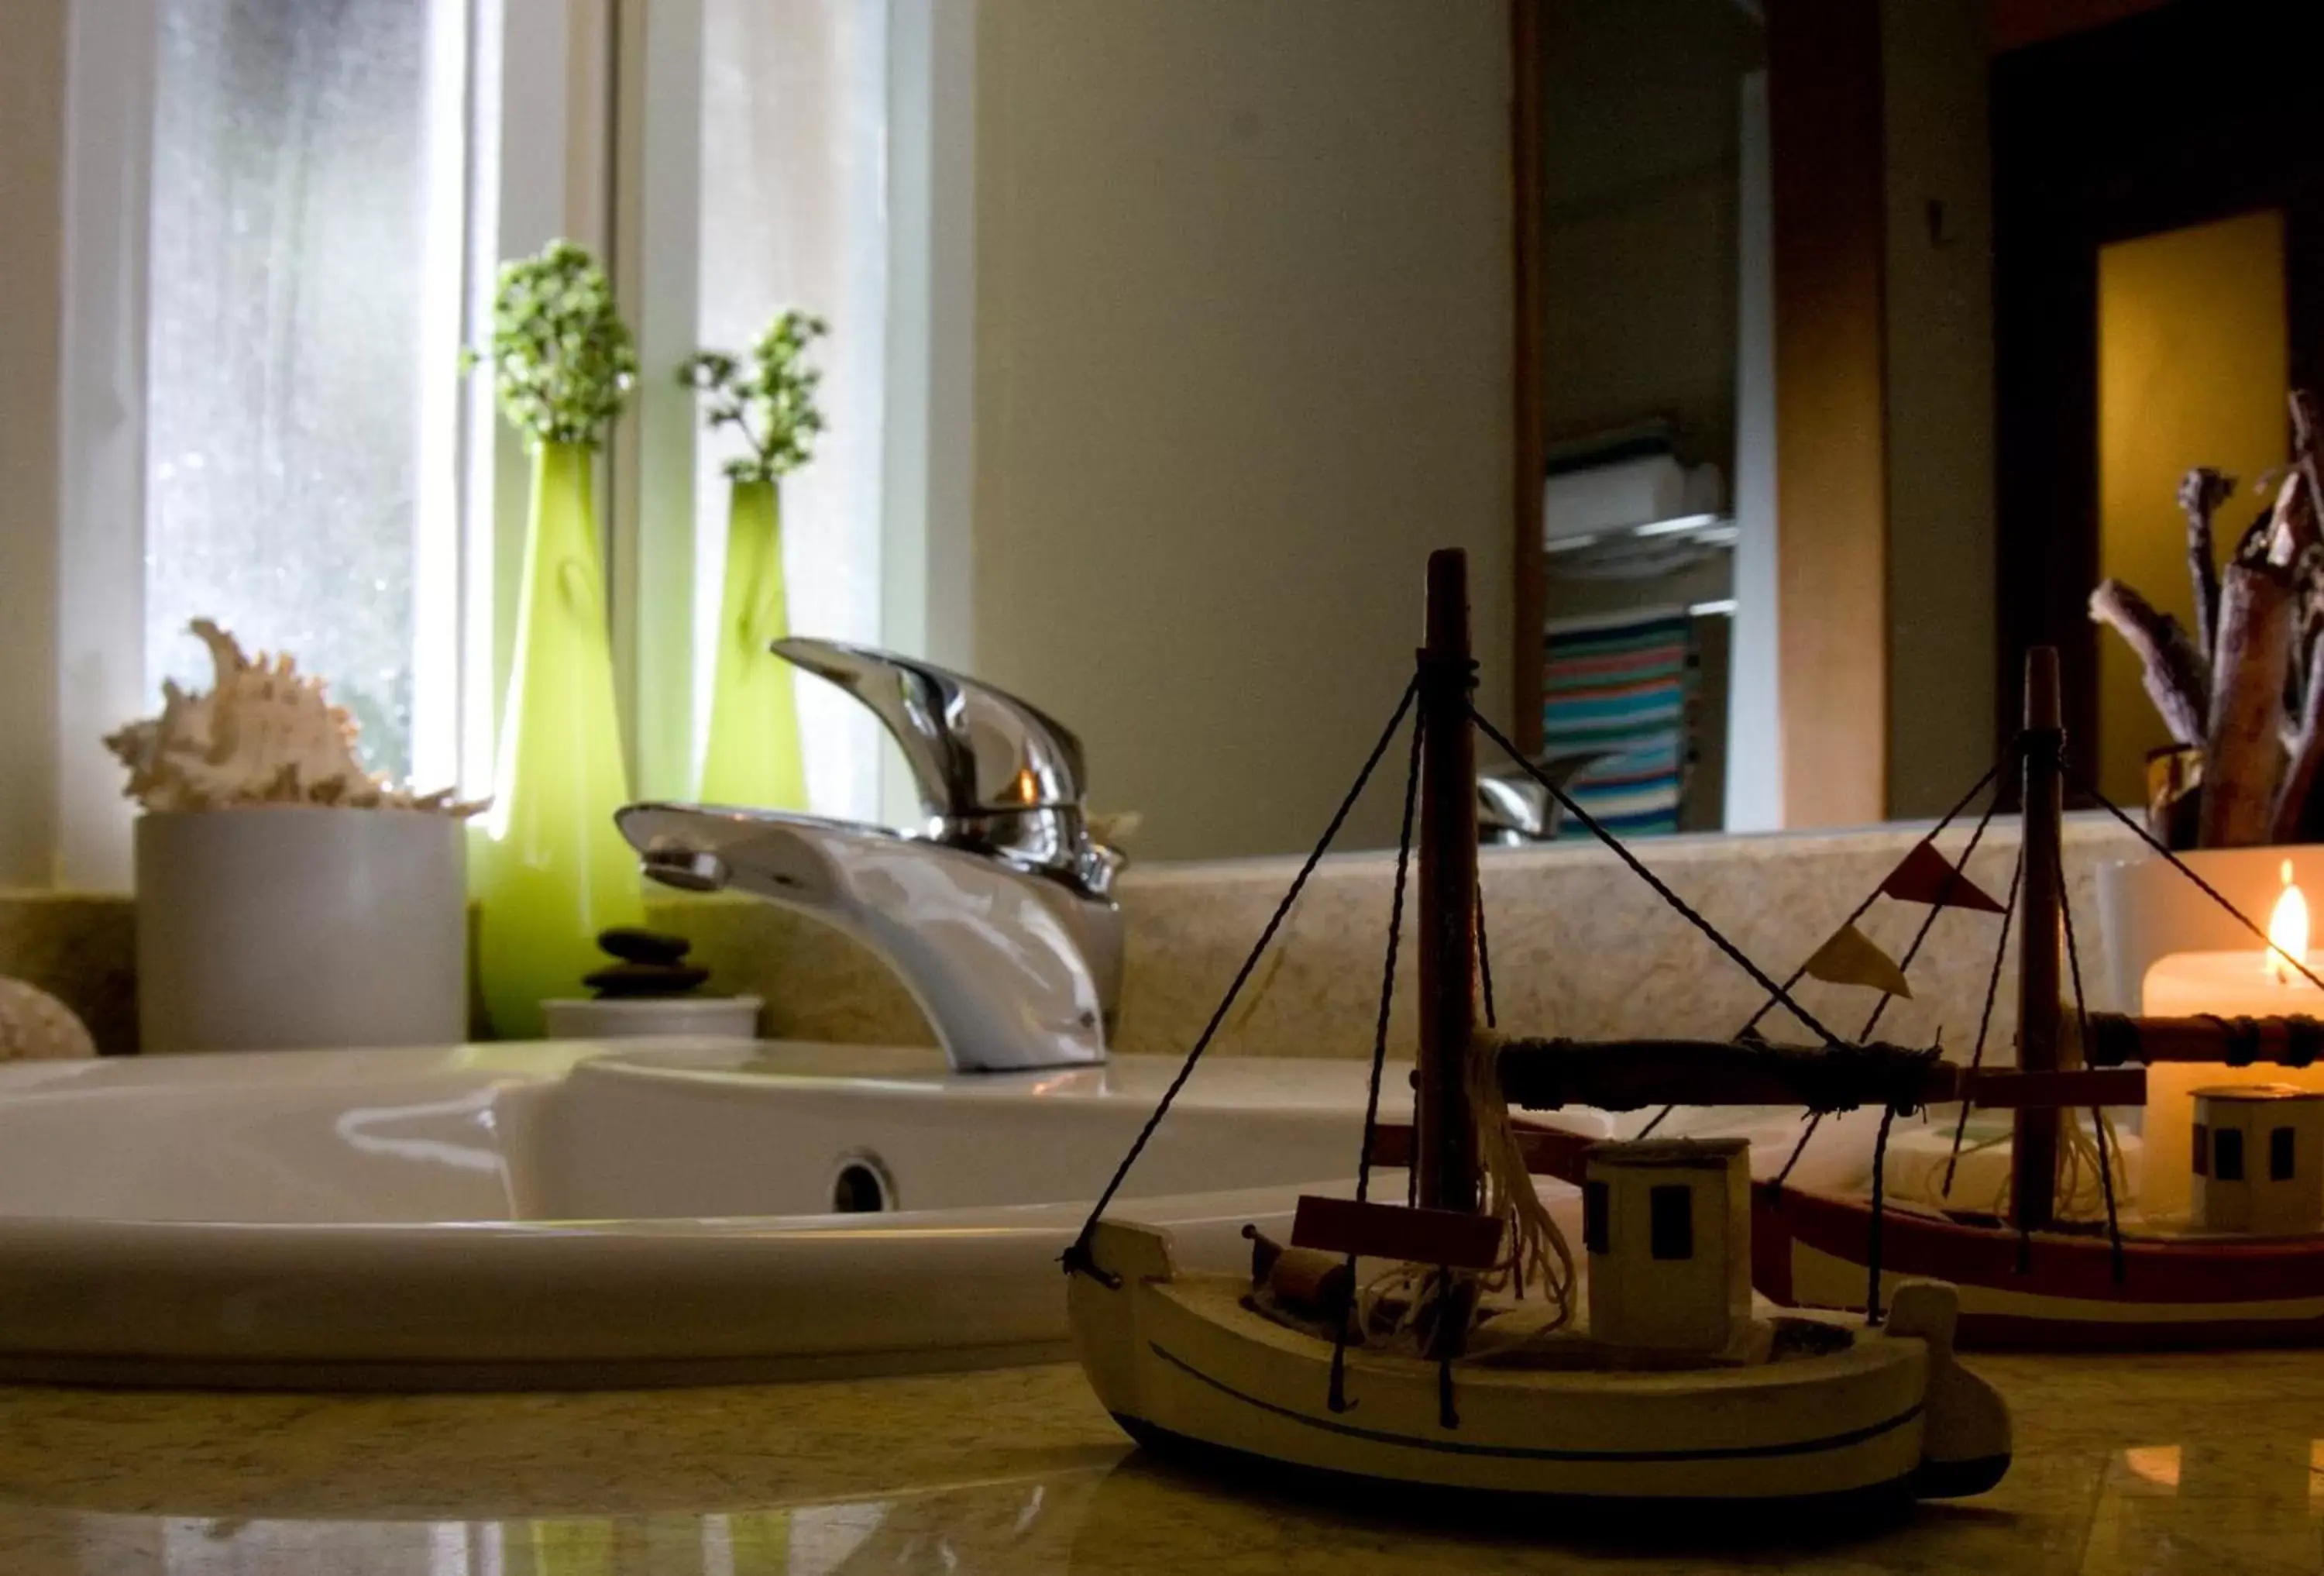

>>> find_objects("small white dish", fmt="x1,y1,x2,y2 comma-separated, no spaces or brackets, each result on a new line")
541,994,763,1040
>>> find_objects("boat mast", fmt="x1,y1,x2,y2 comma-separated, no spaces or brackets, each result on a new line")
2011,646,2064,1233
1415,549,1480,1217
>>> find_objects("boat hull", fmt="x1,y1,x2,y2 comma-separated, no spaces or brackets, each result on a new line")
1754,1184,2324,1349
1071,1220,2009,1502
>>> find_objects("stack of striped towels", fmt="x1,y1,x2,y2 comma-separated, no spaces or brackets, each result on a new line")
1542,608,1695,838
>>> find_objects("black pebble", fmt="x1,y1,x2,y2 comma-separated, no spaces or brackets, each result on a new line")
585,961,713,998
597,927,693,965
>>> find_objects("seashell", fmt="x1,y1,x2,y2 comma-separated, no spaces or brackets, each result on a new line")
0,979,97,1061
103,620,489,819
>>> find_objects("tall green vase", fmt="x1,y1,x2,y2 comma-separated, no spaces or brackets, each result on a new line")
475,440,644,1038
698,477,808,808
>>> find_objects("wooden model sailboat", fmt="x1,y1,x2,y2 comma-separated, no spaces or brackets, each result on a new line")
1746,650,2324,1347
1063,550,2012,1502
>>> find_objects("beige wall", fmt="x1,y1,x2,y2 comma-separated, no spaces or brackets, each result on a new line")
1538,0,1757,464
968,0,1514,860
1882,0,1999,817
0,0,64,887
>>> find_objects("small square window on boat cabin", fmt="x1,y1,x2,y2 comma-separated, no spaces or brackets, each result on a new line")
2215,1127,2245,1182
1649,1185,1693,1260
2273,1125,2297,1182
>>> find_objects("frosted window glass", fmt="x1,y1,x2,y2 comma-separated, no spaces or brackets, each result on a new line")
696,0,889,821
145,0,457,782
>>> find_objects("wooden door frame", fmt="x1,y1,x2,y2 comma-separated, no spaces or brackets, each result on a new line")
1508,0,1546,754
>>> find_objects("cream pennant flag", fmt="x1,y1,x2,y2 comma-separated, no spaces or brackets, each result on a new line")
1802,922,1914,1000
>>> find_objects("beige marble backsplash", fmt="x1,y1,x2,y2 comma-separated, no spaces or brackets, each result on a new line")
653,812,2147,1062
1,815,2144,1059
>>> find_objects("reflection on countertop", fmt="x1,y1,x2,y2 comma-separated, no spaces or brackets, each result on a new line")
0,1351,2319,1573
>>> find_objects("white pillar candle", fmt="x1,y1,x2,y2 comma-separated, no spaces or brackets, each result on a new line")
2139,950,2324,1220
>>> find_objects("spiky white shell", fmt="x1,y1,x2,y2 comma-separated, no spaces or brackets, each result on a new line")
104,620,486,817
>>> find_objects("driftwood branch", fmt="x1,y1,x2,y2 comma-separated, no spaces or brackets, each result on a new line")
2274,633,2324,842
2294,390,2324,532
2265,469,2316,568
2201,559,2296,846
2094,388,2324,848
2233,501,2278,566
2179,466,2234,657
2088,579,2209,746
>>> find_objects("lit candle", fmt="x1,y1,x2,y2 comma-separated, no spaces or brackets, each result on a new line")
2138,860,2324,1219
2141,862,2324,1018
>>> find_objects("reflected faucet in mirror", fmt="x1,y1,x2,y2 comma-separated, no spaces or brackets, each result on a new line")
617,641,1122,1073
1477,750,1613,845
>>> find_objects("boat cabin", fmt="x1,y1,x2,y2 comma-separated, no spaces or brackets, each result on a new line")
1582,1137,1752,1351
2192,1086,2324,1236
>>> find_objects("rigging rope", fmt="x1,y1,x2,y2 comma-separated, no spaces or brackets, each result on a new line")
1738,758,2005,1041
1773,753,2013,1186
1645,756,2010,1149
1865,1103,1897,1323
2074,769,2324,994
1329,697,1426,1413
2053,807,2128,1283
1468,707,1853,1050
1941,847,2025,1198
1063,676,1419,1284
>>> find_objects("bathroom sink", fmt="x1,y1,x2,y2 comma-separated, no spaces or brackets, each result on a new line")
0,1041,1504,1388
0,1041,1900,1388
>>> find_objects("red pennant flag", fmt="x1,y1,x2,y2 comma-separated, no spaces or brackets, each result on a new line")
1881,840,2006,914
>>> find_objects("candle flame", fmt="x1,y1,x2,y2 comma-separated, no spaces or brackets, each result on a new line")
2268,859,2309,986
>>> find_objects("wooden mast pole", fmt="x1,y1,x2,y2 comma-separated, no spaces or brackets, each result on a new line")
1415,549,1480,1218
2011,646,2064,1233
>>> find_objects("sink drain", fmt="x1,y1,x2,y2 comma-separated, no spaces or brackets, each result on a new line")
829,1151,896,1213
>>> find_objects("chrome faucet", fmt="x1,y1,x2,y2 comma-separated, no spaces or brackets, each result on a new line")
617,641,1122,1073
1476,749,1614,845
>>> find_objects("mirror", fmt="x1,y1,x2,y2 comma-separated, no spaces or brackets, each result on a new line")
953,0,2296,863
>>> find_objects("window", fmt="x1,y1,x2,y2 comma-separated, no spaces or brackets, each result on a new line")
50,0,944,886
1582,1180,1609,1254
2215,1126,2245,1183
1649,1184,1694,1261
2272,1125,2297,1182
689,0,889,820
145,0,465,783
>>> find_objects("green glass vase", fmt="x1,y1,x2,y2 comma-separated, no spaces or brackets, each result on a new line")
698,477,808,808
474,440,644,1038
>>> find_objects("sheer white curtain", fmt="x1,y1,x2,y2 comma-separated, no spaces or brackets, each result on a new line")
145,0,466,783
693,0,889,822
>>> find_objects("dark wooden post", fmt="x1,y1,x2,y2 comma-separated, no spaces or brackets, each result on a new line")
2011,646,2064,1233
1415,549,1480,1218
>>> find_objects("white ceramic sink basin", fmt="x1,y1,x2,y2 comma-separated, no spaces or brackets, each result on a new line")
0,1041,1502,1388
0,1041,1898,1389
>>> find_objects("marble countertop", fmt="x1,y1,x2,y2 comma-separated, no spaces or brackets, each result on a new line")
2,1350,2316,1574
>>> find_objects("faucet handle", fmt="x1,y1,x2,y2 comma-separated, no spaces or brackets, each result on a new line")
772,638,1088,818
773,639,1112,899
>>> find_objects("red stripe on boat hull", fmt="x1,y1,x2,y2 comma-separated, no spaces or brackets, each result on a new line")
1751,1183,2324,1347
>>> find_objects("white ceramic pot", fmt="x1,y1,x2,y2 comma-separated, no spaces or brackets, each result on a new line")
135,807,468,1054
2094,844,2319,1013
541,995,764,1040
